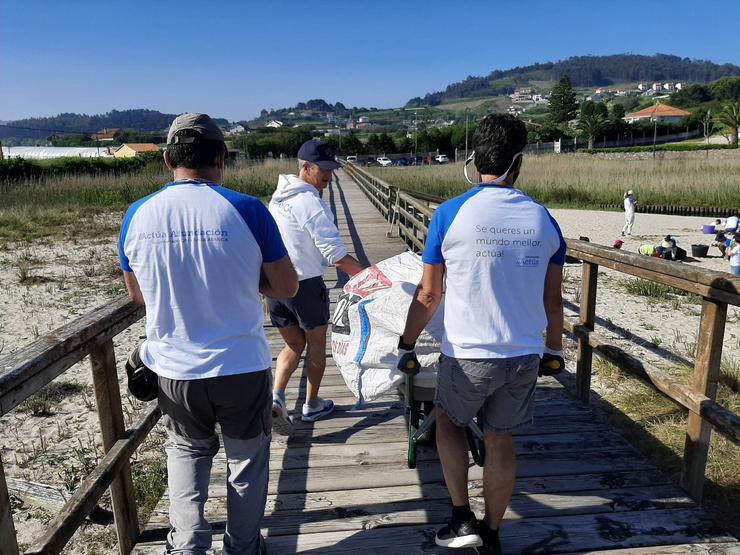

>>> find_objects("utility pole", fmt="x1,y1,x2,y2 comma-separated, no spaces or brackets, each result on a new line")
465,109,470,161
652,107,658,160
414,110,418,163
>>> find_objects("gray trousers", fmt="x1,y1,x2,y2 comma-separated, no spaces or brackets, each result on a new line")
158,370,272,555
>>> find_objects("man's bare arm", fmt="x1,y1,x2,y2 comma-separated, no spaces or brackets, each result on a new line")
260,255,299,299
543,263,564,351
401,263,445,345
335,254,366,278
123,271,145,305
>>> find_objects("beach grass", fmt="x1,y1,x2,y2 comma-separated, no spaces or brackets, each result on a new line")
366,153,740,209
0,159,294,241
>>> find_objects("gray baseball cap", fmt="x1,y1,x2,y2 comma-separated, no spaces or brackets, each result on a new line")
167,113,224,144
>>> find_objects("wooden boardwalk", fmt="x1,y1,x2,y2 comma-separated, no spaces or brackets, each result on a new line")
134,170,738,554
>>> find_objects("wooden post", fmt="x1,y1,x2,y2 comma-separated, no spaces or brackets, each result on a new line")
576,262,599,404
681,298,727,501
90,340,139,554
0,455,20,555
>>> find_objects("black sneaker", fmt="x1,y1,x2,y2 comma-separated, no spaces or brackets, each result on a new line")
477,522,502,555
435,517,483,548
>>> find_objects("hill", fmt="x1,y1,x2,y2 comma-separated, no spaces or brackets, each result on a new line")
407,53,740,106
0,109,230,141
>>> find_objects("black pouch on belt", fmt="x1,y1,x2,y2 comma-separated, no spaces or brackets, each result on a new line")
125,343,158,402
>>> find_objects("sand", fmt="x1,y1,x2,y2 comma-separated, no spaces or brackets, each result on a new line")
0,208,737,552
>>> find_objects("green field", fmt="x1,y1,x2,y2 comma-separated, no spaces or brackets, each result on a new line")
367,153,740,210
0,159,295,242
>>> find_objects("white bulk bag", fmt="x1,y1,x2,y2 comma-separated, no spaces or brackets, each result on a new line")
330,252,444,404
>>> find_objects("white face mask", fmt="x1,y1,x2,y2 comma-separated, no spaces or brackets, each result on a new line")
464,150,523,186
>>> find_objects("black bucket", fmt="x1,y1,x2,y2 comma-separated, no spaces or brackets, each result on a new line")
691,244,709,258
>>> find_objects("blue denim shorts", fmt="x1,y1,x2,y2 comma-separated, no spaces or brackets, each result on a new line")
435,353,540,433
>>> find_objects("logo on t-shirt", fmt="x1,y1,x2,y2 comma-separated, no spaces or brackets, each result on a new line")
515,255,540,267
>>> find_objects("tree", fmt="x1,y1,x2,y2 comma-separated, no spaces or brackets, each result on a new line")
671,84,711,107
610,104,626,121
715,103,740,145
366,133,382,154
710,77,740,101
577,114,607,149
378,133,396,154
698,109,714,157
548,75,578,123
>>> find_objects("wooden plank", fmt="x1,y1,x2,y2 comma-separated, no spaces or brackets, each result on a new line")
90,340,139,554
566,240,740,305
576,261,598,404
150,483,687,529
26,405,160,555
5,477,68,511
0,297,145,416
263,507,735,554
135,508,735,555
563,319,740,445
568,543,740,554
682,298,728,501
205,449,655,496
0,456,20,555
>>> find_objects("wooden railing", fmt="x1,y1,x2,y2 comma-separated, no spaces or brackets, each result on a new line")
0,297,155,555
343,161,740,502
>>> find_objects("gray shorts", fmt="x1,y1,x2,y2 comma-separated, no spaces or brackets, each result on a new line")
267,276,330,330
435,353,540,433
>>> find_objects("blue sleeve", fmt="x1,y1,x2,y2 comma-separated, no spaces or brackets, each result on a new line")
213,187,288,262
547,211,566,266
119,208,133,272
422,211,445,264
422,189,481,265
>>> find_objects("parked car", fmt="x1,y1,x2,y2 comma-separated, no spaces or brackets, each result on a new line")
434,154,449,164
346,155,357,163
394,157,410,166
377,156,393,167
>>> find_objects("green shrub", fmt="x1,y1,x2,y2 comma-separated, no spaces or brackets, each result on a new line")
0,154,164,182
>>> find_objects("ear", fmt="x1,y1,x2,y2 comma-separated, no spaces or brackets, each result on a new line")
163,149,175,171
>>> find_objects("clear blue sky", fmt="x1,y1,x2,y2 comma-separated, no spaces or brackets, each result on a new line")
3,0,739,122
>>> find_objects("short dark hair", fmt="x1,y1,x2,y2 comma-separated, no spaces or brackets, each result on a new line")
472,114,527,176
166,129,225,169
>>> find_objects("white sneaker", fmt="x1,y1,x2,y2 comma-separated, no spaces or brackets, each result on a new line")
301,398,335,422
271,397,293,436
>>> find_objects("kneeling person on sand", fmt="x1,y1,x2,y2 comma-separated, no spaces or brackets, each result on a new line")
268,140,366,434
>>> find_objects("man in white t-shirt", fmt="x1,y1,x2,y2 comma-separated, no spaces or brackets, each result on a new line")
267,140,366,434
120,114,297,555
398,115,565,553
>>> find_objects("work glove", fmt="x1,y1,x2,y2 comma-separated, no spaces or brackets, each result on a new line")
539,347,564,377
397,337,420,376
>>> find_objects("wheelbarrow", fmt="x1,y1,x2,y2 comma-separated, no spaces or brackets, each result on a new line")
400,356,486,469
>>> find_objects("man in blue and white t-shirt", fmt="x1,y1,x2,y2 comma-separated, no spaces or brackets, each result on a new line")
398,115,565,552
119,113,297,555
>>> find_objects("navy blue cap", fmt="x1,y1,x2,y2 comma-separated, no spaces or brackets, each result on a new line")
297,140,340,170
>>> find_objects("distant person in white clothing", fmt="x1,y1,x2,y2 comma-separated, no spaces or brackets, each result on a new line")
729,232,740,275
621,190,637,236
397,114,565,553
120,113,298,554
268,140,366,435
